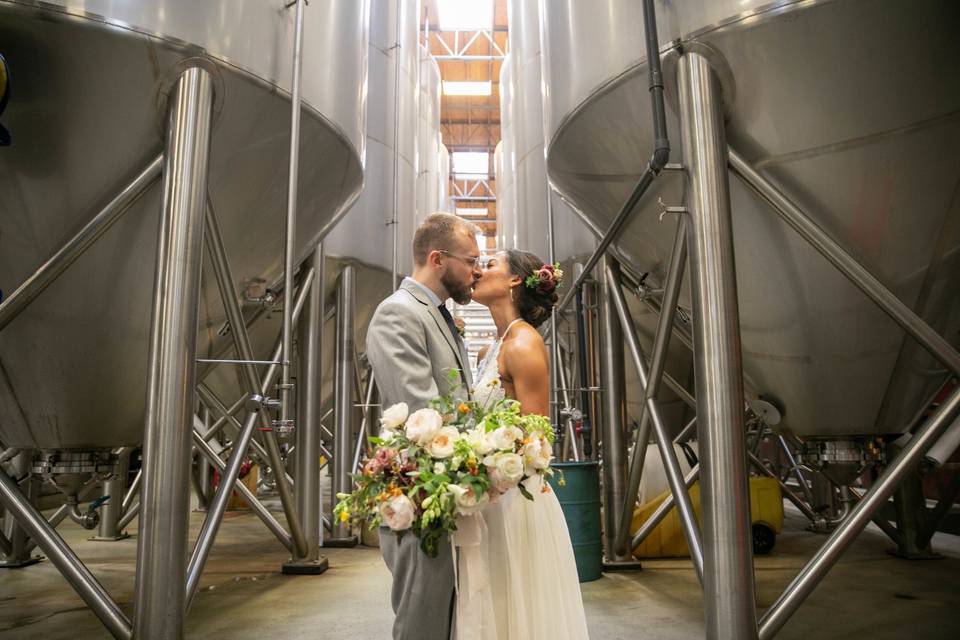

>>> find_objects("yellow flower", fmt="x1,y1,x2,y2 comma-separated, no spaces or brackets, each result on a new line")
339,511,350,522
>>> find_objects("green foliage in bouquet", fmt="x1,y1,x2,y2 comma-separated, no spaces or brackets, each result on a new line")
334,390,557,558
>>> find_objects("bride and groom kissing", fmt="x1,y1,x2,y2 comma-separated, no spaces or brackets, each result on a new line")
366,213,589,640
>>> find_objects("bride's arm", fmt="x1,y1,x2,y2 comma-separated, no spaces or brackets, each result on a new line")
502,332,550,415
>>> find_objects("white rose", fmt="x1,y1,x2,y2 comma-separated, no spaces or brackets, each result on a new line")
447,484,490,516
404,408,444,446
380,494,415,531
433,461,447,475
380,402,409,431
427,426,460,459
490,426,523,451
522,436,553,473
464,427,495,455
484,452,524,492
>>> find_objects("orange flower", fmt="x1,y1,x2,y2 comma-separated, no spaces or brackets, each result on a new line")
541,484,552,494
458,402,470,414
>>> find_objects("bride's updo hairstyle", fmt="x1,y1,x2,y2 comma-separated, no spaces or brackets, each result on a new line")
505,250,560,329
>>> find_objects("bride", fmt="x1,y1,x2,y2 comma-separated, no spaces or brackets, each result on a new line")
462,249,589,640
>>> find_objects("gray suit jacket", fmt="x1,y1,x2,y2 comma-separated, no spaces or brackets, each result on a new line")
365,279,471,640
366,279,472,410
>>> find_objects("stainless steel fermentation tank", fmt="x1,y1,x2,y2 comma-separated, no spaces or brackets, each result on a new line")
541,0,960,438
0,0,369,450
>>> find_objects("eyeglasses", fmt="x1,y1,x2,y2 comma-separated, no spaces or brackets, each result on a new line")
438,250,481,267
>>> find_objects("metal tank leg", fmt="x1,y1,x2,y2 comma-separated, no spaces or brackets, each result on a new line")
677,51,758,639
598,259,638,567
0,468,132,639
0,449,40,567
132,65,214,640
328,265,358,546
194,408,213,512
759,386,960,639
90,448,132,541
284,244,329,573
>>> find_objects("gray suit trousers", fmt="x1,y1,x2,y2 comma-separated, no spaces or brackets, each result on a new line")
380,528,455,640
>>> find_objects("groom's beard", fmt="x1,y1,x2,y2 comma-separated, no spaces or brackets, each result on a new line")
441,271,474,305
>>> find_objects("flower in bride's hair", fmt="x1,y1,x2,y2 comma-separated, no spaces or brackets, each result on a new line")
484,452,524,492
490,425,523,451
447,484,490,516
380,493,415,531
405,408,443,446
427,426,460,459
380,402,409,431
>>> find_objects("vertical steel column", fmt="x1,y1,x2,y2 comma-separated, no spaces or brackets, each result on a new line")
132,65,214,640
285,244,328,572
330,265,358,544
598,259,632,563
678,51,758,639
280,0,306,444
92,448,131,541
195,407,213,512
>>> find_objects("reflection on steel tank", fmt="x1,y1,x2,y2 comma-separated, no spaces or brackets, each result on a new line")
0,0,369,449
540,0,960,438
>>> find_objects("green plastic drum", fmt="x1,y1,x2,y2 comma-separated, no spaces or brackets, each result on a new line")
548,461,603,582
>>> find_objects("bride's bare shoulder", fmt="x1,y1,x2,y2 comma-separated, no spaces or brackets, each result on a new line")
502,323,547,365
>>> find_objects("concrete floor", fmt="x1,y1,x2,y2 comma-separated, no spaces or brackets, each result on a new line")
1,505,958,639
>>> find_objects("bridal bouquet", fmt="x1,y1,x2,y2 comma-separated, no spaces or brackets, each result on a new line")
334,393,556,557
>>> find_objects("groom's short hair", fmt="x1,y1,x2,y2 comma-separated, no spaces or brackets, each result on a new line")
413,213,479,266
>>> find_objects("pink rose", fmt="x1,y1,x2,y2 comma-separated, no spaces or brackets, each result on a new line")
536,266,556,293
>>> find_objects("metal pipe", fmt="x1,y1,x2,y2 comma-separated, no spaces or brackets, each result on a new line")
280,0,307,443
779,435,816,507
631,465,700,550
95,448,131,540
555,347,581,462
332,266,357,541
0,529,11,556
202,394,246,441
117,502,140,532
607,262,704,581
203,193,307,557
598,259,630,561
613,216,690,558
294,244,324,561
759,385,960,639
391,0,403,290
196,407,213,510
728,149,960,377
191,428,293,552
186,411,259,607
196,386,296,488
747,452,819,522
674,416,698,444
0,155,162,332
0,470,131,638
121,468,141,513
574,276,593,458
352,371,378,474
133,66,214,640
679,52,758,639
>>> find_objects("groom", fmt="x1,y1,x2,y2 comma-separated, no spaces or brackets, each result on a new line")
366,212,483,640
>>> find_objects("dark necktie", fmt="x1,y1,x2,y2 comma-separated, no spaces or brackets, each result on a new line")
437,304,460,342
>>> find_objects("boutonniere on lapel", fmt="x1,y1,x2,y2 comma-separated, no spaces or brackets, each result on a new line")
453,317,466,339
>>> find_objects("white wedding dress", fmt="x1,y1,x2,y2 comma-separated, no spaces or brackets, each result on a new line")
455,320,589,640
